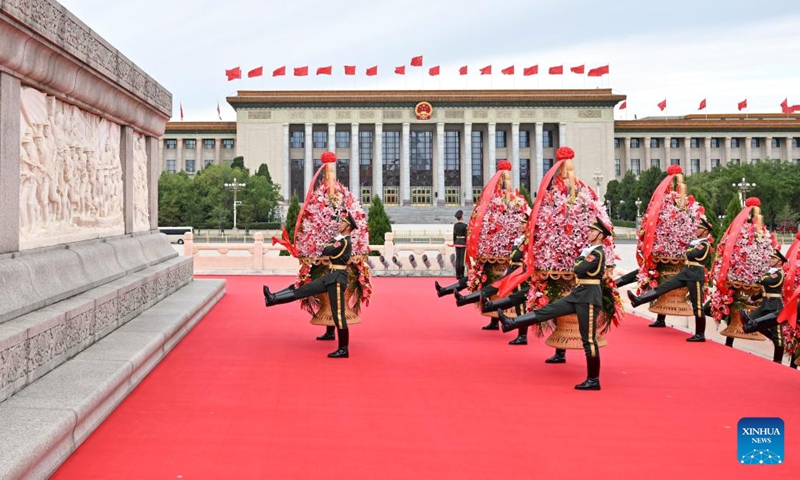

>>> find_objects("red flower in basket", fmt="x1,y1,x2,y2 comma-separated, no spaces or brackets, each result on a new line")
667,164,682,175
497,159,512,171
321,151,337,164
745,197,761,207
555,146,575,160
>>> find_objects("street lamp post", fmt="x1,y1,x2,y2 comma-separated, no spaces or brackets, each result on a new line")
592,169,604,199
635,197,643,218
224,177,246,231
732,177,755,206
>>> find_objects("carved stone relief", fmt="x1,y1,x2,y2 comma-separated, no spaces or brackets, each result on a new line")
19,86,124,246
133,133,150,232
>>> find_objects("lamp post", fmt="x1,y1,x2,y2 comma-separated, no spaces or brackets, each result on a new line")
619,199,625,221
732,177,755,206
592,169,604,199
224,177,246,231
635,197,643,218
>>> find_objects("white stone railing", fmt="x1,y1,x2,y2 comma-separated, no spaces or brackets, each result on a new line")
183,232,458,276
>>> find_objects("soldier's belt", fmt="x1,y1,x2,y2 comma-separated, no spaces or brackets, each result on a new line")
329,265,348,270
509,262,523,266
763,293,782,298
685,261,704,267
576,279,601,285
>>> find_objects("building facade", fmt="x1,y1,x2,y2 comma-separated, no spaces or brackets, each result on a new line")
160,91,800,206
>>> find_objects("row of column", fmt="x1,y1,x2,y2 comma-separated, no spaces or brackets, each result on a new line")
283,121,559,206
163,138,227,169
623,135,796,173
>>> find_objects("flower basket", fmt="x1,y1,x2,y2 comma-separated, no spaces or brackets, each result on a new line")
719,281,766,341
540,268,611,350
480,259,511,318
647,258,693,316
299,254,371,324
310,288,361,326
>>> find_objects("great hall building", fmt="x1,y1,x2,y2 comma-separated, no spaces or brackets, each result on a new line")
160,90,800,206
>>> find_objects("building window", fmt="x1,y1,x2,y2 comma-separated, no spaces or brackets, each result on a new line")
793,138,799,148
204,159,214,168
731,138,740,148
166,159,176,173
519,158,530,193
543,130,553,148
336,131,350,149
711,158,721,169
222,139,235,149
165,139,177,149
290,159,304,198
630,138,640,148
444,131,460,187
690,158,700,174
670,159,680,166
650,158,660,169
496,130,506,148
771,138,780,148
614,138,620,148
223,159,234,167
519,130,530,148
359,131,373,188
543,158,554,171
410,131,433,187
731,158,741,165
185,159,196,174
290,131,304,148
751,138,760,148
710,138,720,148
203,139,215,149
614,158,621,176
183,139,196,149
670,138,680,148
631,159,641,176
313,131,327,148
752,158,760,164
383,131,400,187
472,131,483,189
337,158,350,189
650,138,659,148
690,138,700,148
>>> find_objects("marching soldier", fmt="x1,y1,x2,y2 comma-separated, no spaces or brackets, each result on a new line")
263,212,357,358
741,249,788,363
498,220,612,390
434,210,469,297
627,218,713,342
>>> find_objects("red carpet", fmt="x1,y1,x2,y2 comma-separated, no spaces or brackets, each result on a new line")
54,276,798,479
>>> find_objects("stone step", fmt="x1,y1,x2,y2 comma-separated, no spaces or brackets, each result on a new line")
383,206,473,224
0,279,226,480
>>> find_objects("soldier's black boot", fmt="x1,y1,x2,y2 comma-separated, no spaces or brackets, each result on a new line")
791,352,799,369
725,337,734,347
435,278,466,298
575,356,601,391
328,328,349,358
482,318,500,330
545,349,567,364
264,286,297,307
742,311,779,333
509,326,528,345
455,290,483,307
774,345,785,364
649,314,667,328
627,289,659,308
482,294,524,314
686,315,706,342
498,309,543,333
316,325,335,341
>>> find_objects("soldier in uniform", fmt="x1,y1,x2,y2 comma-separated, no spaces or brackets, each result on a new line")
498,220,612,390
263,212,357,358
615,249,668,328
627,218,713,342
433,210,469,297
741,250,788,363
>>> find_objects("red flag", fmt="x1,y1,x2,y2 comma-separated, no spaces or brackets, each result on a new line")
217,102,221,121
429,66,440,76
179,102,184,121
366,66,378,76
395,66,405,75
619,101,627,110
737,99,747,111
781,98,789,113
570,64,585,74
548,65,563,75
294,66,309,76
344,65,356,75
523,65,538,76
698,98,707,110
246,66,262,78
272,66,286,77
459,65,468,75
410,55,423,67
226,67,242,81
501,66,515,75
316,66,332,75
480,65,492,75
657,99,667,111
587,65,610,77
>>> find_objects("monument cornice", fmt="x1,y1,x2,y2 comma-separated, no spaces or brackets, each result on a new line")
0,0,172,136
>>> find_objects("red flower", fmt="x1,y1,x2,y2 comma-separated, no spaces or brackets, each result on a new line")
321,151,337,164
667,164,682,175
555,146,575,161
497,159,512,171
745,197,761,207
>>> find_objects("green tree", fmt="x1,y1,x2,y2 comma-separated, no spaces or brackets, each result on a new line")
633,167,667,209
231,156,245,170
720,195,741,239
158,171,195,227
256,163,273,183
777,204,798,232
242,174,282,222
367,195,392,246
238,203,255,233
519,185,533,207
616,171,638,221
284,194,301,241
211,205,229,232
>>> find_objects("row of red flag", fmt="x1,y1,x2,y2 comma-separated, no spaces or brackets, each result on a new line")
619,98,800,113
225,56,610,80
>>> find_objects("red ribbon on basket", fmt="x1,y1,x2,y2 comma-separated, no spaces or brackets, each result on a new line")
640,166,682,267
779,287,799,329
465,165,510,266
716,203,760,296
270,163,328,257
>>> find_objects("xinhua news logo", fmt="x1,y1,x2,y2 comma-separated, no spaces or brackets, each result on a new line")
738,418,784,465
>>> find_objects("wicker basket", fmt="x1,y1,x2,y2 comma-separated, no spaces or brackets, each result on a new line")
719,282,766,341
544,313,609,350
648,258,693,316
301,255,367,326
480,259,510,318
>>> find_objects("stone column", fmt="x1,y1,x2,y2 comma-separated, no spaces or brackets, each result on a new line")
304,123,313,188
374,123,383,200
176,137,182,172
664,137,671,169
745,136,752,163
120,126,134,234
683,136,690,169
350,122,359,198
463,122,472,206
765,136,773,160
724,137,731,165
145,136,159,230
786,136,794,162
327,122,336,153
401,122,410,205
282,123,290,200
158,138,163,171
644,136,651,170
487,122,497,178
214,137,221,165
704,137,712,172
535,122,544,185
194,137,201,173
558,122,567,148
511,122,520,190
436,122,445,206
0,73,21,254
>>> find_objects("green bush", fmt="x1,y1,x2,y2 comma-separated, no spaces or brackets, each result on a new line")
367,195,392,245
284,194,301,241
